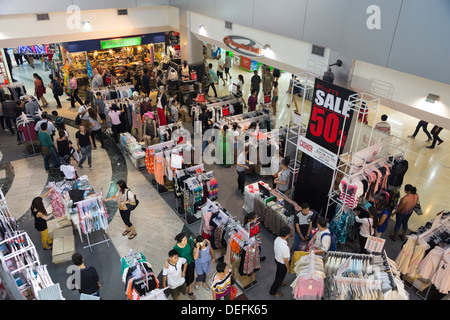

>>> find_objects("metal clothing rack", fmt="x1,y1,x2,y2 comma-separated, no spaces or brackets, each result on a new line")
75,196,111,252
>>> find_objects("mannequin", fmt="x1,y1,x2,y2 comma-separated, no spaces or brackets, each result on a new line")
181,60,190,81
143,112,158,147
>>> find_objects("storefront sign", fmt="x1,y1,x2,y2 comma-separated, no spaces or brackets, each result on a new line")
100,37,142,50
307,78,356,154
298,136,338,170
223,35,264,58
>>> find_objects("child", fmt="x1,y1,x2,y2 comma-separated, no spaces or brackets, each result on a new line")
51,110,64,130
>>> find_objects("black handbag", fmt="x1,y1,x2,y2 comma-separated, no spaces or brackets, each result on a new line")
126,190,139,211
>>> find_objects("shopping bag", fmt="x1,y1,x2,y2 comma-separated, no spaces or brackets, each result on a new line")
230,286,237,300
413,198,423,215
70,147,81,163
264,93,271,104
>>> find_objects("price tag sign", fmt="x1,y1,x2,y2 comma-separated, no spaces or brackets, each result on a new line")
365,236,386,253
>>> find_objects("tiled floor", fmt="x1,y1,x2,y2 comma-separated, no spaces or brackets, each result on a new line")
1,55,448,300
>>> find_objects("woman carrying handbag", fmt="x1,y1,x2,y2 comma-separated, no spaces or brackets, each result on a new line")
104,180,138,240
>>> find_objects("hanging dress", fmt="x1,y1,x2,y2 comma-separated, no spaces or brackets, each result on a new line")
156,94,167,126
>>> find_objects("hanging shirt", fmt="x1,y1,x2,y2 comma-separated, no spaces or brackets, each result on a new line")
355,216,374,238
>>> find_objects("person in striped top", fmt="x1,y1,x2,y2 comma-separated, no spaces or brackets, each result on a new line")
211,262,233,300
374,114,391,134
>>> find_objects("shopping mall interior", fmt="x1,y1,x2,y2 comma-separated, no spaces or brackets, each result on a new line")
0,0,449,305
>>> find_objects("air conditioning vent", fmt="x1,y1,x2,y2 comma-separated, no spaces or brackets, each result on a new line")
225,21,232,30
117,9,128,15
311,45,325,57
36,13,50,21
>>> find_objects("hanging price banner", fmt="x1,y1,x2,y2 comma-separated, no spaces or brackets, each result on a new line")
306,78,356,154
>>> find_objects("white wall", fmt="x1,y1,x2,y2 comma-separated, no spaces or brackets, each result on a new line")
351,60,450,129
0,6,179,47
188,11,329,75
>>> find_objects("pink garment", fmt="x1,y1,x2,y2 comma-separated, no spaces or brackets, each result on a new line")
69,77,78,90
109,110,122,125
373,169,383,193
381,165,391,189
49,189,65,218
292,277,324,300
202,211,214,235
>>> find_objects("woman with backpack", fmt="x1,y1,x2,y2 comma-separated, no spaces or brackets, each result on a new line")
309,217,335,255
104,180,137,240
48,74,62,108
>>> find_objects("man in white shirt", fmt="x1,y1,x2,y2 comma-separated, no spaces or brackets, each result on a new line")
269,225,291,297
216,54,226,86
236,146,249,194
78,100,92,129
162,250,188,300
309,216,331,255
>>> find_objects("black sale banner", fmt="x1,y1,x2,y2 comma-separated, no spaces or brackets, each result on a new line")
295,79,356,215
306,78,356,153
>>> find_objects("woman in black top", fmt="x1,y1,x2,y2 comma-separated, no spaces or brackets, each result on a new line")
57,129,72,165
30,193,54,250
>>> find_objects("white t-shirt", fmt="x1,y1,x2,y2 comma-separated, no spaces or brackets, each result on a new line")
236,152,246,172
355,216,375,238
312,229,331,253
79,105,90,120
274,237,290,264
296,210,314,226
162,257,187,289
60,165,76,179
217,59,224,71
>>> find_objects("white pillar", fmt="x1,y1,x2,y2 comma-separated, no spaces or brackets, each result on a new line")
179,9,204,65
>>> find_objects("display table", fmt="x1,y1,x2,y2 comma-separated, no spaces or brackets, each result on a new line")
243,181,270,213
253,187,300,251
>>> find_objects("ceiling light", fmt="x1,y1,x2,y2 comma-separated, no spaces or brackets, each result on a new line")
263,44,271,50
425,94,440,104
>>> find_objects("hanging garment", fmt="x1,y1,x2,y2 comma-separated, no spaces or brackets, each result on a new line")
49,189,66,218
395,236,417,274
430,251,450,294
406,242,430,279
418,246,445,281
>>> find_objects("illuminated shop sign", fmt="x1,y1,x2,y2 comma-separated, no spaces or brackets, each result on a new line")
100,37,142,50
223,35,264,58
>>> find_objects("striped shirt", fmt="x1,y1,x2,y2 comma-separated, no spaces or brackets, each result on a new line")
211,270,232,298
375,121,391,134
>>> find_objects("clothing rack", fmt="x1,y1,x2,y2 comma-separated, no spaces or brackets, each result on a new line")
416,247,450,300
75,195,111,252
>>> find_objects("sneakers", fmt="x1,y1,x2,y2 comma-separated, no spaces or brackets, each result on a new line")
407,135,415,139
89,166,93,170
426,146,435,149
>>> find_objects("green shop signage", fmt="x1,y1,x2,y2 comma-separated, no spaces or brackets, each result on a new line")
100,37,142,49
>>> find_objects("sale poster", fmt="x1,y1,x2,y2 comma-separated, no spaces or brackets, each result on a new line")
295,78,356,214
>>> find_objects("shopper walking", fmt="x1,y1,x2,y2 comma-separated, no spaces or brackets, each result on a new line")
262,67,274,96
162,250,188,300
193,235,214,291
1,95,18,134
250,70,261,99
37,122,60,173
236,145,249,194
33,73,48,107
108,103,124,143
247,89,258,112
87,108,105,149
426,125,444,149
271,81,279,115
211,262,233,300
75,123,93,170
48,74,62,108
71,253,102,297
355,206,378,253
142,68,151,96
93,92,107,132
56,129,71,165
173,233,196,300
374,114,391,134
216,55,226,85
104,180,138,240
207,63,218,97
68,72,84,108
224,51,232,81
269,225,291,297
30,193,54,250
390,184,418,241
408,120,432,141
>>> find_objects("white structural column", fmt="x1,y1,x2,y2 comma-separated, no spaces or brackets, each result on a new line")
179,9,204,65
